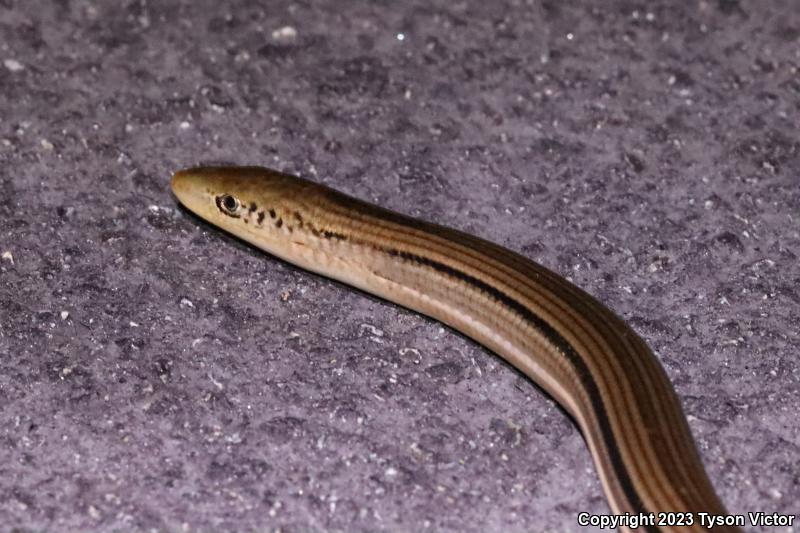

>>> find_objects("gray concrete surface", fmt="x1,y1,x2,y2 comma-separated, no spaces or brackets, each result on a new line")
1,1,798,532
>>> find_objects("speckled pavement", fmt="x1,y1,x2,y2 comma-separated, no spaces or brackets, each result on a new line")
0,1,798,532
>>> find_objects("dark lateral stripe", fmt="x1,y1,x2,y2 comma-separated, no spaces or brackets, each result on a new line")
322,200,692,510
385,247,658,531
318,193,699,516
322,198,693,503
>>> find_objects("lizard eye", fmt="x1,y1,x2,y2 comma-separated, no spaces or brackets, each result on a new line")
217,194,239,214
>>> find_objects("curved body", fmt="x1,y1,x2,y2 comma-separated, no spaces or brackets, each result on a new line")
171,166,739,533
